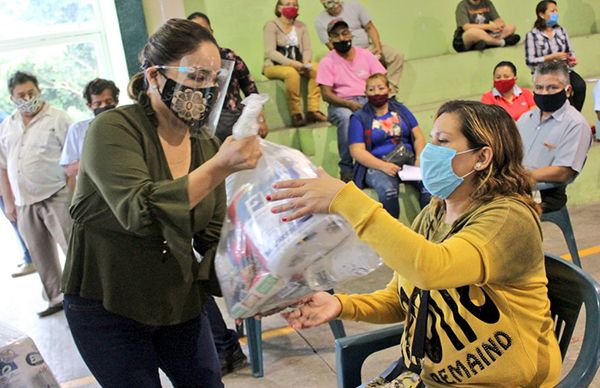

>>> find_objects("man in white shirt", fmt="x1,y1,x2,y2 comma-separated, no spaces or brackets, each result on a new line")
0,111,35,278
0,71,73,317
60,78,119,191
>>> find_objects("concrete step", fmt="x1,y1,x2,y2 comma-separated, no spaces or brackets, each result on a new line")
258,34,600,130
396,34,600,109
257,78,328,130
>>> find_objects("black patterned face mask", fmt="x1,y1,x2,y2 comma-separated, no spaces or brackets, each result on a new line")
159,75,218,132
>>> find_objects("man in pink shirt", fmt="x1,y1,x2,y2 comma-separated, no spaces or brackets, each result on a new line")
317,18,385,182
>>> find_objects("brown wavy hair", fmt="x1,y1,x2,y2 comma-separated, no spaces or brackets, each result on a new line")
127,18,217,101
435,100,540,215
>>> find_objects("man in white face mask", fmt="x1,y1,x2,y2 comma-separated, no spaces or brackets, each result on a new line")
0,71,73,317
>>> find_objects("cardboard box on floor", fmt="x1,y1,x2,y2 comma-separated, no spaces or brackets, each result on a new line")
0,322,60,387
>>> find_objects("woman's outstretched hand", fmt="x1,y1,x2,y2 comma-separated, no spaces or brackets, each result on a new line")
267,168,346,222
281,292,342,330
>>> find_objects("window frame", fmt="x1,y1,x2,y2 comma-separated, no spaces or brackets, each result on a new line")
0,0,131,108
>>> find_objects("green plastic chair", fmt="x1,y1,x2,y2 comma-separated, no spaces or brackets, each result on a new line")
546,253,600,387
537,182,582,267
335,253,600,388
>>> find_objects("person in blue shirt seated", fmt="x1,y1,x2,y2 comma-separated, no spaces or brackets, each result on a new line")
348,73,430,218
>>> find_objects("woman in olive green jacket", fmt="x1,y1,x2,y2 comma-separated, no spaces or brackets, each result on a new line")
62,19,261,387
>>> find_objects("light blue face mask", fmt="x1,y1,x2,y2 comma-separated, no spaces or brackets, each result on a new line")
547,12,558,27
420,143,478,200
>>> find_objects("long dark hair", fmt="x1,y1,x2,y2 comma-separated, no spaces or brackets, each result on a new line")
534,0,558,30
435,101,540,214
128,18,217,100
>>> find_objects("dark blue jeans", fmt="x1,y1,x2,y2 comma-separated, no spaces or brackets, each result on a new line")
328,96,368,175
365,168,431,218
204,295,241,360
64,294,223,388
0,196,31,264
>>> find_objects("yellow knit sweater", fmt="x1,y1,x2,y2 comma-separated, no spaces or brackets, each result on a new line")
331,183,561,387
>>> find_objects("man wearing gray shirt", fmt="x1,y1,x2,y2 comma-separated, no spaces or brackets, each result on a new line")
517,61,591,212
315,0,404,90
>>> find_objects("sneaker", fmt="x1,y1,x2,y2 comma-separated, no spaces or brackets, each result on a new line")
473,41,487,51
37,302,63,318
11,262,36,278
291,113,306,127
504,34,521,46
305,111,328,124
220,346,248,376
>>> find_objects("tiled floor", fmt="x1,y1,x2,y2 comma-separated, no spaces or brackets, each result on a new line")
1,201,599,387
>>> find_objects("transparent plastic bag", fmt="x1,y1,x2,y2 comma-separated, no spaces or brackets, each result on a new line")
0,322,60,387
232,93,270,139
215,139,382,319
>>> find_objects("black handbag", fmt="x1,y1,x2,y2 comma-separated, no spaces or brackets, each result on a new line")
272,21,303,64
382,143,415,167
275,44,303,63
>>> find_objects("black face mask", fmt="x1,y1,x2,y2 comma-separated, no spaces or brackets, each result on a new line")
93,105,116,116
160,75,218,133
534,89,568,112
332,39,352,54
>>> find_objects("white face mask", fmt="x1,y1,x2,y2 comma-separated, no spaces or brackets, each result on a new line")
14,93,43,114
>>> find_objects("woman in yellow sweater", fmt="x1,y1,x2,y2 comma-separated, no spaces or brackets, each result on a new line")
268,100,561,387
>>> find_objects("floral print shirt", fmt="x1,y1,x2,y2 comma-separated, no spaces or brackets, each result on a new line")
220,47,259,113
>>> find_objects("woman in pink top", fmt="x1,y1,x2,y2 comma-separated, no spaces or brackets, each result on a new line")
481,61,535,121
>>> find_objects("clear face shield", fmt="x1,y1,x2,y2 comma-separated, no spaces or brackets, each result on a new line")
155,57,234,138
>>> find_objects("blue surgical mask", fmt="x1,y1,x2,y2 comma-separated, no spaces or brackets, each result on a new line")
420,143,477,199
547,12,558,27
